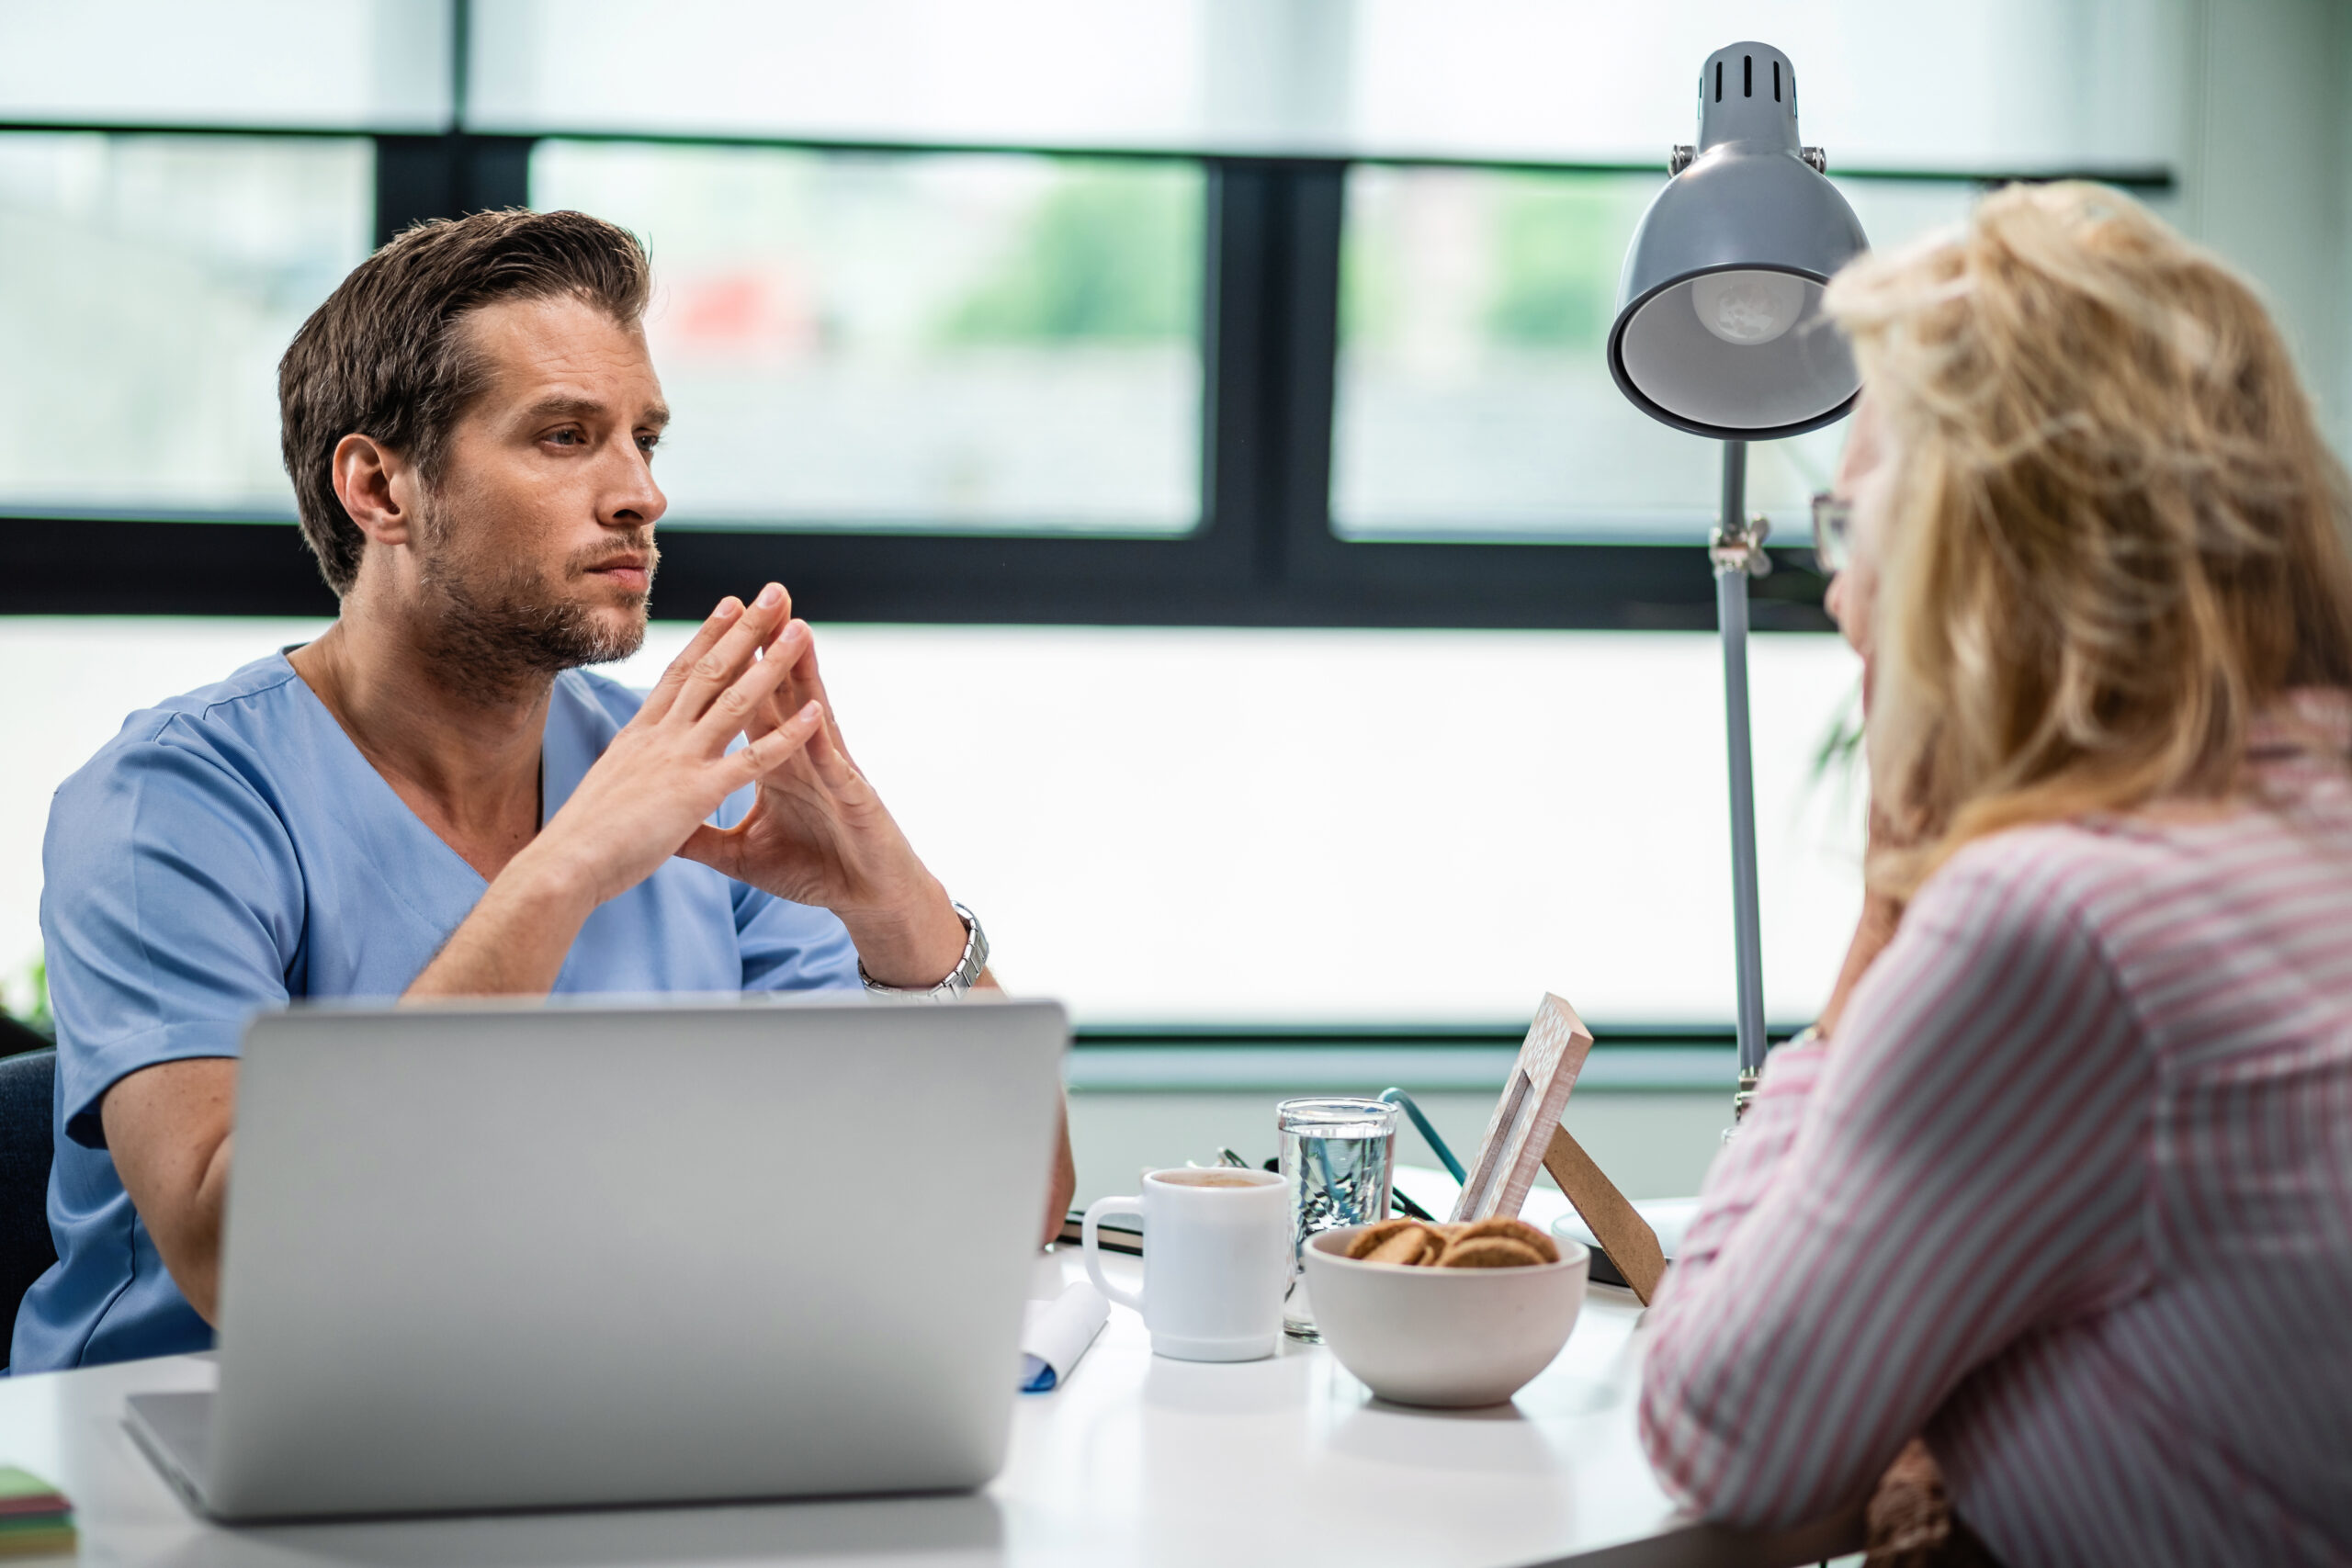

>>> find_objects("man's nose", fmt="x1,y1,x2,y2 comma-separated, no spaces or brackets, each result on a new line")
604,446,667,530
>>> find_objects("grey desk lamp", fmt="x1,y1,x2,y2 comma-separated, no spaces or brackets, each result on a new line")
1604,41,1868,1117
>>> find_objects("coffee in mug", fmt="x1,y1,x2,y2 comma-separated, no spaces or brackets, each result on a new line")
1081,1168,1289,1361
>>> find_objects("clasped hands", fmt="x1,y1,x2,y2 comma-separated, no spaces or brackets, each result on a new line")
536,582,968,989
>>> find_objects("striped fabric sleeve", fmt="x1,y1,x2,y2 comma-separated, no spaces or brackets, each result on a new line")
1637,840,2153,1529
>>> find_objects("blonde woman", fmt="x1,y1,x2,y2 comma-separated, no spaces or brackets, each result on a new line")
1638,182,2352,1565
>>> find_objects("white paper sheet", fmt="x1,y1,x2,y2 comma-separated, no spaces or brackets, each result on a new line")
1017,1281,1110,1393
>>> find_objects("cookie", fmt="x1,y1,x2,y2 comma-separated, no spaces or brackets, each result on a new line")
1450,1216,1560,1264
1364,1223,1442,1265
1345,1220,1420,1259
1436,1235,1548,1269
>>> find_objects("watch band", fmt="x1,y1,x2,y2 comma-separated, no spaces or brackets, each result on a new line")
859,902,988,1001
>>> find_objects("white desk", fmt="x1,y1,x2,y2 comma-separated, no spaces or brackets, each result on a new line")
0,1248,1855,1568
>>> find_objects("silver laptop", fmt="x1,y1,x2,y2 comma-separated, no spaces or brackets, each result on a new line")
125,995,1068,1521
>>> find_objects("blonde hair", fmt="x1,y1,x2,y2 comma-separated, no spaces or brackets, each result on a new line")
1823,181,2352,897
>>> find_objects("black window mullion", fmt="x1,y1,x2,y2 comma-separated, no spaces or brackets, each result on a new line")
1202,160,1317,593
373,132,533,246
1270,162,1347,589
13,516,334,617
465,136,534,215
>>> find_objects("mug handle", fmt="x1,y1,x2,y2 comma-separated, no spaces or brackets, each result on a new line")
1080,1196,1146,1314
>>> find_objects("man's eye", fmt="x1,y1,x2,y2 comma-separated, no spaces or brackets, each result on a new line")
547,428,585,446
637,433,662,456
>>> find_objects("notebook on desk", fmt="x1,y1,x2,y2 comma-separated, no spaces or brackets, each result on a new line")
124,995,1068,1522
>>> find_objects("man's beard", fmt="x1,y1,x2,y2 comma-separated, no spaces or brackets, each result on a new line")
412,506,657,703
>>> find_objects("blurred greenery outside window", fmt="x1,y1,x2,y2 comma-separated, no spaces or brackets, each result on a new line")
0,132,373,522
531,142,1206,536
2,953,48,1039
1333,166,1981,544
0,127,2014,549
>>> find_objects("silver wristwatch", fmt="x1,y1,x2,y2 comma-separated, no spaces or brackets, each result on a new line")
859,901,989,1001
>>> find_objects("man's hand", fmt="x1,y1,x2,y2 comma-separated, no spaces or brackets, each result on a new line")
537,584,825,906
408,585,823,998
677,593,966,987
103,1057,236,1325
1042,1097,1077,1249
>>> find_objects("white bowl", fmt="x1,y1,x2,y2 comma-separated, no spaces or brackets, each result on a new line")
1300,1226,1589,1408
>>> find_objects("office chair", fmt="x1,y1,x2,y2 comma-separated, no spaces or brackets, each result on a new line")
0,1030,57,1366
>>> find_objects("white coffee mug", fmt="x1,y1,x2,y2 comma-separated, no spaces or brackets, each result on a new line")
1081,1168,1289,1362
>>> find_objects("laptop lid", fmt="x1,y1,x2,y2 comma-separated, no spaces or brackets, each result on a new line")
194,995,1066,1520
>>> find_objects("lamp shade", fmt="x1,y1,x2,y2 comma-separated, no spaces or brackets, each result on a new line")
1607,42,1869,440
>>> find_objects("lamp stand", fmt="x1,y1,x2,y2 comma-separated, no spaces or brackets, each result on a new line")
1708,440,1770,1123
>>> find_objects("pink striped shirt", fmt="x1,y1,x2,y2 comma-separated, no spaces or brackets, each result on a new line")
1640,695,2352,1566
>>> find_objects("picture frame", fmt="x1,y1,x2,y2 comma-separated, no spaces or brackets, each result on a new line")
1450,992,1667,1303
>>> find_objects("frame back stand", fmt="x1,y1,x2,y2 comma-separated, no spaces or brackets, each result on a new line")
1542,1126,1667,1303
1450,994,1668,1304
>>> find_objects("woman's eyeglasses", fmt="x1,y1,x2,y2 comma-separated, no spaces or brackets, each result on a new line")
1811,491,1854,575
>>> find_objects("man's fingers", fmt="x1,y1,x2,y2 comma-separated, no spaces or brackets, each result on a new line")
766,621,811,713
674,819,746,878
636,597,742,724
674,583,789,723
697,618,802,742
758,626,853,785
733,700,826,783
742,622,813,742
801,706,863,792
778,624,860,771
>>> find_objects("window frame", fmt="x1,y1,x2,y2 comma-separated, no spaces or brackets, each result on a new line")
0,112,2171,631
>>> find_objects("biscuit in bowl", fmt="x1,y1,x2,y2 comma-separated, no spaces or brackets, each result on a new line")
1301,1224,1589,1407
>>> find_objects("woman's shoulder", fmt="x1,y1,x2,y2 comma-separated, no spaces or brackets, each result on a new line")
1923,816,2162,897
1902,824,2141,955
1915,795,2351,958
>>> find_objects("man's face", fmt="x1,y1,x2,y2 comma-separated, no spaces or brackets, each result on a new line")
411,294,670,685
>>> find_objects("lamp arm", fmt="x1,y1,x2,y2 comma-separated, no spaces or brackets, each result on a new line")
1711,441,1771,1117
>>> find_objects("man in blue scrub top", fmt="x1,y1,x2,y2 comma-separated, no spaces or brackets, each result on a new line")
13,209,1076,1373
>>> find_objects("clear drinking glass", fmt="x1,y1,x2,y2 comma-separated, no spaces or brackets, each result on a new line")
1277,1096,1399,1341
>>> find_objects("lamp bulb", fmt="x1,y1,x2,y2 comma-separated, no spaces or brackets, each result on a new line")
1690,270,1805,345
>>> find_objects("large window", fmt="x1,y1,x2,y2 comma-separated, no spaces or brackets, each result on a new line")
4,0,2220,1041
0,0,2188,626
533,143,1204,534
1332,170,1982,542
0,133,372,520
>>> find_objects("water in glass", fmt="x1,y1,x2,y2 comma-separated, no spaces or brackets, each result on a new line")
1277,1097,1398,1340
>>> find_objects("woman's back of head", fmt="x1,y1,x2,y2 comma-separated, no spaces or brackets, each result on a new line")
1824,181,2352,895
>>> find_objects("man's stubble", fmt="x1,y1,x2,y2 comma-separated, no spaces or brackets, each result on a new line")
411,491,657,704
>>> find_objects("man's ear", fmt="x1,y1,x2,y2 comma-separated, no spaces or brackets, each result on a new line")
331,434,421,547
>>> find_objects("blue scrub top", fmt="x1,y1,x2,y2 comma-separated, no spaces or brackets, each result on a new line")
11,654,860,1373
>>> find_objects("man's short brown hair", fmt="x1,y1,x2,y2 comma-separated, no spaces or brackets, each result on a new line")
277,209,652,595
